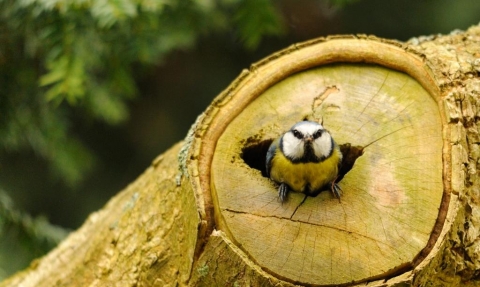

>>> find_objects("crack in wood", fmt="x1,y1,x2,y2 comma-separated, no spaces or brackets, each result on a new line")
362,125,413,149
290,195,308,220
222,208,397,249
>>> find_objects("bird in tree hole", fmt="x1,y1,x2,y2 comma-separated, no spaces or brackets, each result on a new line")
266,121,343,203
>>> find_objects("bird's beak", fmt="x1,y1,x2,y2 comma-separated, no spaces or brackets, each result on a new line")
305,136,313,143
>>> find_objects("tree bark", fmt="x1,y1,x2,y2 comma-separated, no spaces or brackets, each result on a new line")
3,25,480,287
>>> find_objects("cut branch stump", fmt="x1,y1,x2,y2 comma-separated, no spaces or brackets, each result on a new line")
4,26,480,287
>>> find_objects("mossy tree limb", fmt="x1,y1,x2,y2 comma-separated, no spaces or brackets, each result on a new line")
3,25,480,287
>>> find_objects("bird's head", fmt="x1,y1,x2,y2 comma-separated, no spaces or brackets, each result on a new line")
280,121,334,162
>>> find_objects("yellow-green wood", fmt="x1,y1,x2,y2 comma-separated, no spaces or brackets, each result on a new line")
0,143,200,287
211,64,443,285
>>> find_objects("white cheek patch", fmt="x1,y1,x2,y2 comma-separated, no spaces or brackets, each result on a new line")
312,133,333,159
281,133,304,160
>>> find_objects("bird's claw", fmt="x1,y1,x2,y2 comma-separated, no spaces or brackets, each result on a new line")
331,182,342,201
278,183,289,203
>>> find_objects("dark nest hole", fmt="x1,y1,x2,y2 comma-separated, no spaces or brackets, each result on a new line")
241,139,364,185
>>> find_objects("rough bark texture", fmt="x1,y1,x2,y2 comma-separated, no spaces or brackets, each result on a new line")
2,143,200,286
407,27,480,287
2,24,480,287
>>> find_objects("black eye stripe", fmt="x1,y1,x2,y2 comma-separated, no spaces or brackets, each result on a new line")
313,130,323,139
292,129,303,139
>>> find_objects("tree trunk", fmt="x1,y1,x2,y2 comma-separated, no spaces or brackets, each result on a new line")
3,25,480,287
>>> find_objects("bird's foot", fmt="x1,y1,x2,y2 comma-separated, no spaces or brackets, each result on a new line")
278,183,289,203
331,181,342,201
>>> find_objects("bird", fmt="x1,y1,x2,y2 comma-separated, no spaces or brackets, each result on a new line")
265,121,343,203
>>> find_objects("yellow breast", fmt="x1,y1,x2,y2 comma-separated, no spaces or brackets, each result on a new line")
269,148,341,195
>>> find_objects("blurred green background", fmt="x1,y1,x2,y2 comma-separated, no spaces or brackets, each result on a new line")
0,0,479,280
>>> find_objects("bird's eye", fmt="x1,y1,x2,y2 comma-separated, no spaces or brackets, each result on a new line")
292,129,302,139
313,129,323,139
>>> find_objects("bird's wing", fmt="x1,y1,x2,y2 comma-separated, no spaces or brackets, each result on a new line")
265,138,279,177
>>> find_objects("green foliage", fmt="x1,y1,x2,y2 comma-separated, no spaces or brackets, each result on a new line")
0,1,286,276
234,0,285,50
0,189,69,279
0,0,285,186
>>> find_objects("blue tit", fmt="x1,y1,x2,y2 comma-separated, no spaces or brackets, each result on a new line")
266,121,343,203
